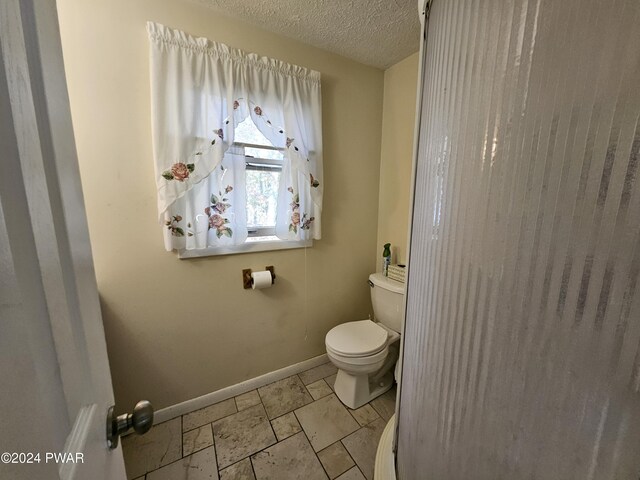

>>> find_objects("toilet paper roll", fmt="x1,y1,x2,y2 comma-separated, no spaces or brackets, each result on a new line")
251,270,273,290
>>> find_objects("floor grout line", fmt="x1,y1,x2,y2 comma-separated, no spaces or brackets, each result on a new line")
181,398,238,432
217,452,253,477
296,418,332,480
140,444,203,477
340,438,361,478
182,424,213,458
207,422,220,477
265,402,280,443
249,453,259,480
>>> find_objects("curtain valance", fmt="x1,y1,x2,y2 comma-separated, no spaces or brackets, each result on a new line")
147,22,323,251
148,24,320,84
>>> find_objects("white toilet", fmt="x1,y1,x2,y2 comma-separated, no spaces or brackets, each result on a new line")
325,273,404,409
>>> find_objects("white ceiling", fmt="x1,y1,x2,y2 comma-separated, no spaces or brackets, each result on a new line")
192,0,421,70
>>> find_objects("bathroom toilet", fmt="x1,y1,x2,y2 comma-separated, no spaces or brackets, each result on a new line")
325,273,404,409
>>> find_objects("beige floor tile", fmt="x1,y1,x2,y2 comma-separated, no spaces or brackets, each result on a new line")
146,446,218,480
219,458,255,480
235,390,261,411
122,417,182,479
349,405,379,427
295,394,360,452
183,398,237,432
270,412,302,441
335,466,366,480
257,375,313,419
306,379,333,400
183,424,214,457
299,363,338,385
325,374,337,391
317,442,355,479
251,432,328,480
369,387,396,422
213,404,276,469
341,418,387,480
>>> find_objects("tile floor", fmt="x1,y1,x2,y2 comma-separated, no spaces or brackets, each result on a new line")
122,362,397,480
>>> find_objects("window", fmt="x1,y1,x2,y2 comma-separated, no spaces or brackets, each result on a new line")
175,109,318,258
148,23,323,257
234,118,283,241
178,115,313,258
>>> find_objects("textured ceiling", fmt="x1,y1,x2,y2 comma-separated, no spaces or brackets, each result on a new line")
191,0,421,69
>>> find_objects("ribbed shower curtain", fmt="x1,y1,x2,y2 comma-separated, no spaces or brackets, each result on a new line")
398,0,640,478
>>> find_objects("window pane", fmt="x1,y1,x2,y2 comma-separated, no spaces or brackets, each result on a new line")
245,146,284,161
246,168,280,227
235,116,271,144
235,117,284,160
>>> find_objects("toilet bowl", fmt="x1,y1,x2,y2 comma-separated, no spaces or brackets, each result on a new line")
325,273,404,409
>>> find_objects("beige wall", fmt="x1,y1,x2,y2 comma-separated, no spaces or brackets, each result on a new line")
57,0,384,410
376,53,420,266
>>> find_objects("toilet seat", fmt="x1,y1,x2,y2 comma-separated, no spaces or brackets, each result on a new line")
327,344,389,367
325,320,388,357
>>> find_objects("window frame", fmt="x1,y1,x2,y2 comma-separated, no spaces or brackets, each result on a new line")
239,141,283,238
176,140,313,259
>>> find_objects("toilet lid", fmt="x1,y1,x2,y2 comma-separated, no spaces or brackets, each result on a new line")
326,320,388,357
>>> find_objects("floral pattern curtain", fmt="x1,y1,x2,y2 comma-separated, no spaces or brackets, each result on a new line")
147,22,323,251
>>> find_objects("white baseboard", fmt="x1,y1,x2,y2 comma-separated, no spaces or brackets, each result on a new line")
153,353,329,425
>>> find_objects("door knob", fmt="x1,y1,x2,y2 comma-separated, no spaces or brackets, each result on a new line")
107,400,154,449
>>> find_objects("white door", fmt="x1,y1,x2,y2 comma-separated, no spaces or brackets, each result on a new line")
0,1,127,479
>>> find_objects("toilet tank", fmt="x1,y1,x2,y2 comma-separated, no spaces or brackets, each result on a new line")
369,273,405,333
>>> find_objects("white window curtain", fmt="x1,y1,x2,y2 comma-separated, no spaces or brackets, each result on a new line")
147,22,323,251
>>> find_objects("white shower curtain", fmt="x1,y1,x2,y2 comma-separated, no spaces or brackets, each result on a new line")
398,0,640,478
147,22,323,251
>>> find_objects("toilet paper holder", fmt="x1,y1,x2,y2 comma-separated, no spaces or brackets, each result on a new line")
243,266,276,289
